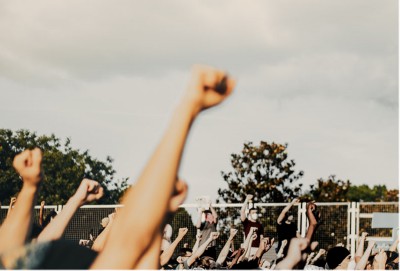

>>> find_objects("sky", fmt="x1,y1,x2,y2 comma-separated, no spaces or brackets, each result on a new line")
0,0,398,204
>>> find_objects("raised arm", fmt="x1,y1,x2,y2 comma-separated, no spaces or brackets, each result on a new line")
277,198,299,224
192,230,202,254
160,228,188,266
310,248,325,265
305,202,318,242
38,200,45,227
238,227,256,262
216,228,238,265
186,232,220,267
390,234,399,252
355,232,368,263
6,197,17,218
372,248,387,270
91,65,235,269
210,204,218,223
276,238,309,270
37,179,104,242
241,194,253,221
0,148,42,255
91,213,115,252
355,240,375,270
195,208,204,229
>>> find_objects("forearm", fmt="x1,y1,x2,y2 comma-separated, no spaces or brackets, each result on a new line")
91,221,113,252
39,206,44,227
192,238,201,253
277,204,292,223
239,233,253,262
188,238,212,266
355,244,373,270
37,197,81,242
210,206,218,221
135,233,162,269
160,236,183,266
240,200,248,220
195,213,202,229
390,238,399,252
216,238,233,265
0,184,38,254
355,236,366,262
92,101,199,268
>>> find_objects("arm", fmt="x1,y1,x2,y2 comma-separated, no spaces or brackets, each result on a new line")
160,228,188,266
91,66,235,269
0,148,42,256
195,208,204,229
6,197,17,218
38,200,45,227
390,235,399,252
276,238,309,270
186,232,219,267
310,249,325,265
37,179,104,242
355,232,368,263
276,239,288,259
192,230,202,253
216,228,238,265
277,198,299,224
355,240,375,270
255,237,274,261
372,249,387,270
238,228,256,262
91,213,115,252
241,194,253,221
210,204,218,223
305,202,318,242
228,248,244,269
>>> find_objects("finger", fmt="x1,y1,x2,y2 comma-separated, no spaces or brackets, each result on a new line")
13,150,30,172
31,148,43,167
95,187,104,199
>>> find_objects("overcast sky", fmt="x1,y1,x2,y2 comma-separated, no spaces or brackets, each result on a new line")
0,0,398,204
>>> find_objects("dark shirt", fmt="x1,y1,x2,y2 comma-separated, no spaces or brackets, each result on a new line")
242,218,264,247
277,221,297,251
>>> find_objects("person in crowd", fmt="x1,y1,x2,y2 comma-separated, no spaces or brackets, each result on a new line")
161,223,173,252
160,227,188,266
240,194,264,257
277,198,300,256
196,200,218,259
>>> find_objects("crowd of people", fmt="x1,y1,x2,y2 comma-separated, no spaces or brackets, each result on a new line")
0,65,398,269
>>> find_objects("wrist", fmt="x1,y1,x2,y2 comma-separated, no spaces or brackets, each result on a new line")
179,96,202,117
69,195,85,207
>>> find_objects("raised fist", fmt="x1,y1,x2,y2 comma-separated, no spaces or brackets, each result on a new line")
40,200,45,207
210,232,220,240
229,229,238,240
178,228,188,238
10,197,17,204
246,195,253,201
184,65,235,111
72,179,104,206
13,148,43,186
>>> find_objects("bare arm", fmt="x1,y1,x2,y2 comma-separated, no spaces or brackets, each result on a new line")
355,240,375,270
6,197,17,218
0,148,42,256
192,230,202,254
277,198,299,224
91,66,235,269
372,249,387,270
276,239,288,259
241,194,253,222
210,205,218,223
216,229,238,265
305,202,318,242
187,232,219,267
390,235,399,252
38,201,45,227
238,227,256,262
276,238,309,270
91,213,115,252
355,232,368,263
38,179,104,242
195,209,204,229
160,228,188,266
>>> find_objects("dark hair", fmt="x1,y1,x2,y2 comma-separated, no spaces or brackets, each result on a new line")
203,210,212,214
326,246,350,269
249,207,257,212
178,247,192,257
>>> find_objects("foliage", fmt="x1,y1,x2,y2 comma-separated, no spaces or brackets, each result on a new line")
0,129,128,205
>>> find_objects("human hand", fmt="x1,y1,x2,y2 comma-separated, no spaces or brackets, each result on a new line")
210,232,219,240
229,228,238,240
72,179,104,206
13,148,43,187
184,65,235,112
361,232,368,239
169,179,188,212
292,198,300,204
10,197,17,205
40,200,45,208
196,232,202,241
246,194,254,201
373,249,387,269
178,228,188,238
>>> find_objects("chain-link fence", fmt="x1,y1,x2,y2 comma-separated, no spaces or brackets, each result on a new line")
1,202,397,257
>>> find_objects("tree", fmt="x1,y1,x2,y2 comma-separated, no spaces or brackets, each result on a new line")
0,129,128,205
216,141,304,249
304,175,351,202
217,141,303,204
347,184,399,202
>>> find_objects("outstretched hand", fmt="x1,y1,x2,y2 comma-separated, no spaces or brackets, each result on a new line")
13,148,43,186
72,179,104,206
184,65,235,112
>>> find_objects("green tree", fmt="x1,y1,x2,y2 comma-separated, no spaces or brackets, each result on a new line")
0,129,128,205
347,184,399,202
305,175,351,202
216,141,304,249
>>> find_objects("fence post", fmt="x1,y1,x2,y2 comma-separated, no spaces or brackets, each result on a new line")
349,202,357,257
300,202,307,237
57,204,63,214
